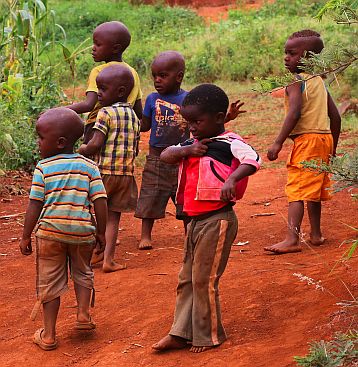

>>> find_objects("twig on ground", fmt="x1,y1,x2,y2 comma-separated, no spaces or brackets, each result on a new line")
251,213,276,218
148,273,168,276
0,212,25,219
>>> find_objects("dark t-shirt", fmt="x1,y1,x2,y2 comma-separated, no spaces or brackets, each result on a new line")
144,89,190,148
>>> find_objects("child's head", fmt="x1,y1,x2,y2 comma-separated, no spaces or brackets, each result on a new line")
181,84,228,140
285,29,324,73
92,21,131,62
96,64,134,107
151,51,185,95
36,108,84,159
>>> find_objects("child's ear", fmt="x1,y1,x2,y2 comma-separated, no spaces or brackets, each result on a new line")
118,86,126,99
57,137,67,149
112,43,122,54
215,112,226,124
176,71,184,83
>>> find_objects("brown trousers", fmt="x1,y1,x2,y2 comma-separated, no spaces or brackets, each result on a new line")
170,208,238,346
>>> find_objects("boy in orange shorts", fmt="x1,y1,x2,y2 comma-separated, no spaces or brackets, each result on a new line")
265,29,341,254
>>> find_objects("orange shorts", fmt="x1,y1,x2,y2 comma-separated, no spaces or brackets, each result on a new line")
286,133,333,202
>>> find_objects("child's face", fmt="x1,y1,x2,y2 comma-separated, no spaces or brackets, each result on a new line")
284,38,306,73
92,30,115,62
151,60,183,95
96,75,125,107
181,105,225,140
36,120,62,159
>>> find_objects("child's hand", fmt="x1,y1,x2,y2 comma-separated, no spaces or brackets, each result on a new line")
19,238,32,256
267,142,282,161
220,177,236,202
225,100,247,123
187,139,211,157
95,233,106,255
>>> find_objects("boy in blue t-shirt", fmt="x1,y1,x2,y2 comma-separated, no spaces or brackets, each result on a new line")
135,51,189,250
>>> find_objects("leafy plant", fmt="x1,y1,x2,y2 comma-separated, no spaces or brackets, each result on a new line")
294,331,358,367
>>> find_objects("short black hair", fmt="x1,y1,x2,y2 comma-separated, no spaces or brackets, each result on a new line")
182,84,229,115
288,29,324,54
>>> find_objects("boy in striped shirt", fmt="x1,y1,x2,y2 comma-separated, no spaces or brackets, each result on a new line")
20,108,107,351
79,64,140,273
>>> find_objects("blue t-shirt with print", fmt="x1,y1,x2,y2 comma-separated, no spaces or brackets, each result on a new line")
144,89,190,148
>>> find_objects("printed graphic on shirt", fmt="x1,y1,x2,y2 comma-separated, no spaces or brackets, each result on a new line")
154,99,187,138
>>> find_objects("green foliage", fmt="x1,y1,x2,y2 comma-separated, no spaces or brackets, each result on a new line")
302,149,358,193
0,0,68,169
294,331,358,367
46,0,355,91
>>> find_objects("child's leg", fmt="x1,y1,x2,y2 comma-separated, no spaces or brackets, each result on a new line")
189,210,237,352
138,218,155,250
152,224,194,351
74,283,92,323
103,210,126,272
307,201,325,245
264,201,304,254
41,297,60,344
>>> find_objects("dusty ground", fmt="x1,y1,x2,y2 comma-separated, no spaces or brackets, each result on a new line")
0,89,357,366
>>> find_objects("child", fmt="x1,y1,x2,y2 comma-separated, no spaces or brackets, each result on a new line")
135,51,246,250
19,108,107,351
79,64,140,272
67,21,142,142
134,50,190,250
265,30,341,254
153,84,261,353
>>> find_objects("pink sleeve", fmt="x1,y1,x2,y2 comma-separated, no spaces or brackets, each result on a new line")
230,139,261,171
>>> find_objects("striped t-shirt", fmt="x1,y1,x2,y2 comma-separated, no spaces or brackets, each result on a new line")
93,102,140,175
29,154,107,245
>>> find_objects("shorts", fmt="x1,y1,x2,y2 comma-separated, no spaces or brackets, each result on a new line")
102,174,138,212
36,237,94,304
286,133,333,202
135,155,184,219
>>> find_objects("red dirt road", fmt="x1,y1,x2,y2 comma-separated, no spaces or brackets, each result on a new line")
0,152,357,366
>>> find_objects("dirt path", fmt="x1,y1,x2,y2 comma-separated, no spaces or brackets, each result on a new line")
0,91,357,366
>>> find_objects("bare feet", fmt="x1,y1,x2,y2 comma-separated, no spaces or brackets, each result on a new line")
190,346,213,353
152,335,188,351
91,252,104,265
264,240,302,254
138,239,153,250
103,261,127,273
309,236,326,246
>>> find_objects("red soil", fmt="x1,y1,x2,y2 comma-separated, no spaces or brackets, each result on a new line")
0,110,357,366
143,0,274,22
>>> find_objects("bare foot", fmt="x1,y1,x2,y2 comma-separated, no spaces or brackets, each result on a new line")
103,261,127,273
309,236,326,246
264,240,302,254
190,346,213,353
91,252,104,265
138,239,153,250
152,335,188,351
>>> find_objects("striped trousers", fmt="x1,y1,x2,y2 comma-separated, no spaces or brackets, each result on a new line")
170,208,238,346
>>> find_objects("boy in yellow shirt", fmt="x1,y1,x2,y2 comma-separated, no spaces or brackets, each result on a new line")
67,21,142,142
266,30,341,254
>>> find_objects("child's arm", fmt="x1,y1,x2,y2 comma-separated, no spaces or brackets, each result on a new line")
267,82,302,161
66,92,98,114
327,92,341,156
79,130,106,157
133,100,143,120
92,197,107,255
19,199,44,255
160,139,211,164
140,115,152,132
225,100,247,123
